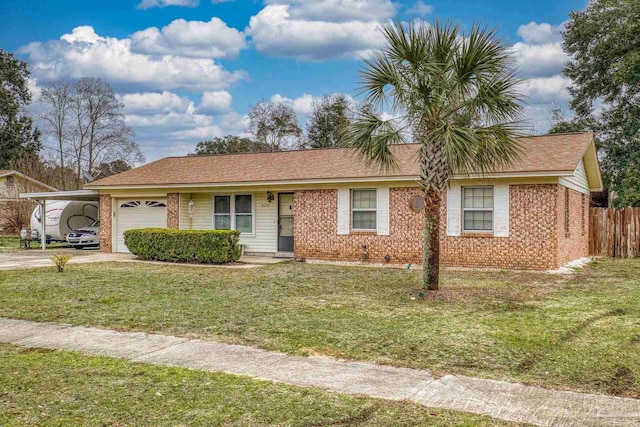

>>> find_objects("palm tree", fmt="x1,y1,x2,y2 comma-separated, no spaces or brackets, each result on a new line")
348,20,523,290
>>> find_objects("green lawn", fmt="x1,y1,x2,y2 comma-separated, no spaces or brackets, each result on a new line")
0,236,67,252
0,258,638,397
0,344,522,426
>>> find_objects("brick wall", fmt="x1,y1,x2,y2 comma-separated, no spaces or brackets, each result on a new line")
99,194,112,253
441,184,559,270
294,188,423,264
167,193,179,229
556,186,589,266
294,184,590,270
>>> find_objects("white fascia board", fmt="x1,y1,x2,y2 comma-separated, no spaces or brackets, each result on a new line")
86,171,575,191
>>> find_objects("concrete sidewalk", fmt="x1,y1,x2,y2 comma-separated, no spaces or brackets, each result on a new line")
1,318,638,427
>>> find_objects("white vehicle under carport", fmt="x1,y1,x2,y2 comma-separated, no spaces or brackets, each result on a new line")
66,220,100,249
30,200,99,244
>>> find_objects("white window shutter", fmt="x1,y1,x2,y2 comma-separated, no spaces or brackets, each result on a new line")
376,187,390,235
337,188,350,235
494,184,510,237
446,184,461,237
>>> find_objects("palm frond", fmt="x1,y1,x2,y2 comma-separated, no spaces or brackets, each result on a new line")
347,107,406,172
441,123,525,176
352,19,525,185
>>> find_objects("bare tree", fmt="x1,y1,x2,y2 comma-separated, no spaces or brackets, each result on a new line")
247,99,302,150
41,78,142,188
40,81,72,185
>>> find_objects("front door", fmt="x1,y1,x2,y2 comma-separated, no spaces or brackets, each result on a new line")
278,193,294,252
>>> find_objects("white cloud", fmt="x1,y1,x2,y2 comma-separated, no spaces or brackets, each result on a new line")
265,0,397,23
130,18,246,59
20,26,246,92
511,42,567,78
199,90,233,114
247,5,385,61
169,125,224,140
271,93,316,115
26,77,42,100
60,25,103,43
518,76,571,105
118,91,192,113
137,0,199,10
218,111,250,133
125,110,211,129
406,1,433,16
516,21,564,45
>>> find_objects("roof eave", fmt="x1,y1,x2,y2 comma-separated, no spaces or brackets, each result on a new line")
0,170,58,192
82,171,576,190
582,136,604,192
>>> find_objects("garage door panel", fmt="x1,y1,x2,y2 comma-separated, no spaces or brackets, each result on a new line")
116,198,167,253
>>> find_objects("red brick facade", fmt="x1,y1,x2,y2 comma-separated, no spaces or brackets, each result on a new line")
441,185,559,270
167,193,179,229
294,185,589,270
557,186,590,266
294,188,423,264
99,194,112,253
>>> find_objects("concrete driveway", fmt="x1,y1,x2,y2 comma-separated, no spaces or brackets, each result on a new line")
0,248,135,270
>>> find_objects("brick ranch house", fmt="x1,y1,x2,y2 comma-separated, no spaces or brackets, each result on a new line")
76,132,601,270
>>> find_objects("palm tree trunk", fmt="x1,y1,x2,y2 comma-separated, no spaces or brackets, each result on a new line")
422,190,441,290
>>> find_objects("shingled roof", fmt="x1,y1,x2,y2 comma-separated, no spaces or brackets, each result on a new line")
86,132,598,188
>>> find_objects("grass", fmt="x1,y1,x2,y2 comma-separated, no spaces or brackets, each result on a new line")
0,344,524,426
0,258,638,398
0,236,67,252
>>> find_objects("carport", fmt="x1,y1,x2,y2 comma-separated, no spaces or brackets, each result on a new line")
19,189,100,250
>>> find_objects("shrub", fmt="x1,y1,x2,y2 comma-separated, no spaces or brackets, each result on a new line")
51,251,72,273
124,228,242,264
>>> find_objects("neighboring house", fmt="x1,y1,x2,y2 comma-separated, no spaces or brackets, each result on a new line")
80,132,601,270
0,170,58,233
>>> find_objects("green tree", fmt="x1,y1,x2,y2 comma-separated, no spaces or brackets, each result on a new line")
0,49,40,169
247,100,302,150
547,107,589,135
563,0,640,207
91,159,132,180
306,94,351,148
192,135,276,155
348,21,523,290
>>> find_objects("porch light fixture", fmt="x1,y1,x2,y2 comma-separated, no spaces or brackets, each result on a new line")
188,199,196,218
266,191,275,203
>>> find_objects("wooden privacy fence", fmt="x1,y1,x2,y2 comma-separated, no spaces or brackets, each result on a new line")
589,208,640,257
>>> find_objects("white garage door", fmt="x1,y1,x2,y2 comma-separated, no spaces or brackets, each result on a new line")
115,199,167,252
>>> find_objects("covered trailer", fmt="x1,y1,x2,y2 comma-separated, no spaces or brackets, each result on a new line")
30,200,99,242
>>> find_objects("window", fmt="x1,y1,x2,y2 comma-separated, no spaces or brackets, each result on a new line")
120,201,141,208
214,194,253,234
462,187,493,232
145,201,166,208
352,189,377,231
214,196,231,230
580,194,587,236
6,175,14,188
235,195,253,233
564,187,570,234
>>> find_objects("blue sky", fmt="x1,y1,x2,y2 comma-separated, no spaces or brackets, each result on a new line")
0,0,586,162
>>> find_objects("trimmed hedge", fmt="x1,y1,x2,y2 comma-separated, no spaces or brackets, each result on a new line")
124,228,242,264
